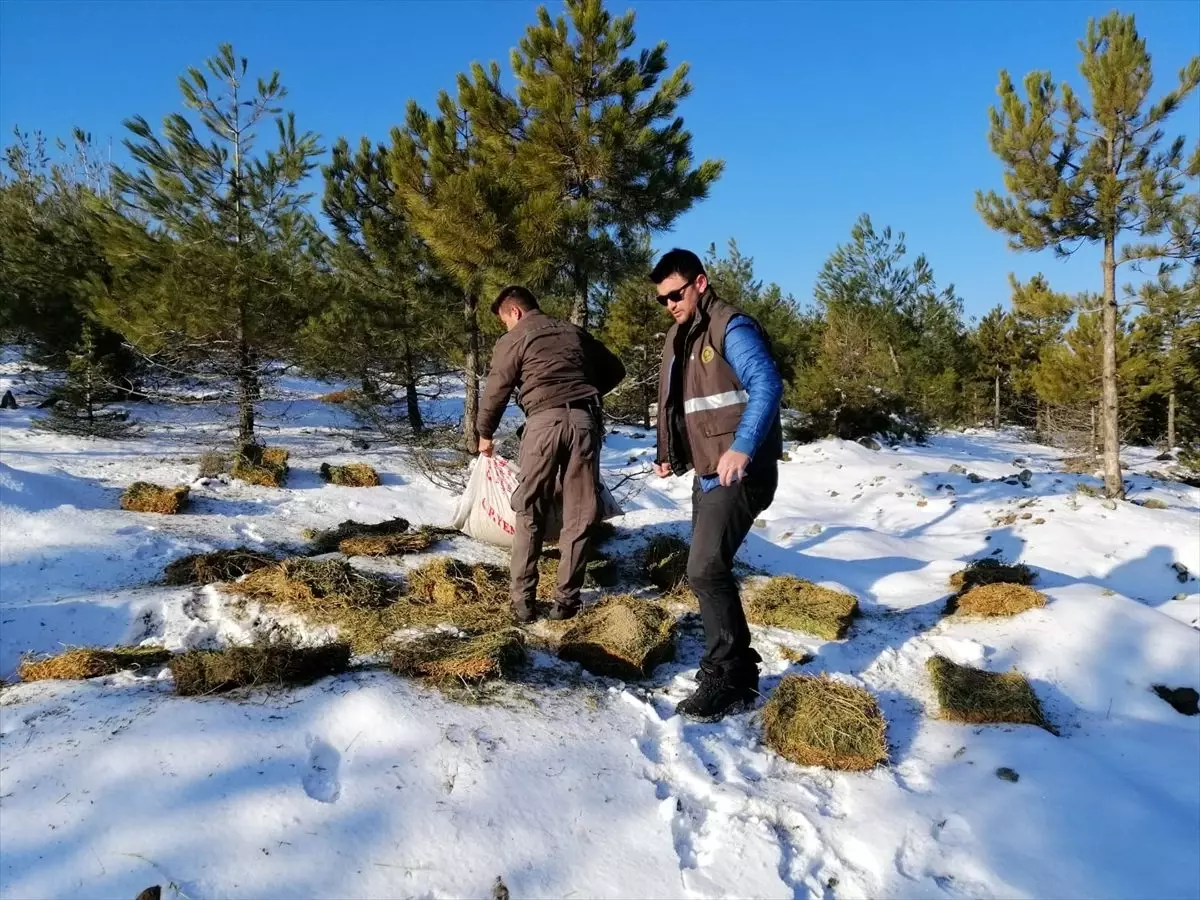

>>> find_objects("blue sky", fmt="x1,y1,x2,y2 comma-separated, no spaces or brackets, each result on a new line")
1,0,1197,319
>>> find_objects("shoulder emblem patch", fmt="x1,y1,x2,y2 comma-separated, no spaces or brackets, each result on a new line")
700,346,715,364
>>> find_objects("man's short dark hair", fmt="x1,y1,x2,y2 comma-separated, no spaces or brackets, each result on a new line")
491,285,540,315
649,248,705,285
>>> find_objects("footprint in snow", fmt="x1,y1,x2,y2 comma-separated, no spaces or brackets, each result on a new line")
302,736,341,803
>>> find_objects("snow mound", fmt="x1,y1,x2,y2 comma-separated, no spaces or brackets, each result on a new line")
0,460,111,514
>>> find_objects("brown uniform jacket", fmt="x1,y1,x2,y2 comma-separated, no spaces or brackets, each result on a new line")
477,310,626,440
656,290,782,477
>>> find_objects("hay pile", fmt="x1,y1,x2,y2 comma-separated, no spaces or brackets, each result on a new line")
319,462,381,487
949,558,1036,592
557,595,675,680
170,642,350,695
927,655,1050,730
163,548,278,585
20,646,171,682
536,551,618,600
391,629,525,683
198,451,230,478
761,675,888,771
232,445,289,487
948,583,1048,617
408,557,509,608
120,482,190,514
307,517,410,553
306,517,440,557
230,557,512,652
640,534,689,595
320,389,360,404
744,576,858,639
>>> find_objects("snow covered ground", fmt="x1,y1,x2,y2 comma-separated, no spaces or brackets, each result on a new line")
1,351,1198,900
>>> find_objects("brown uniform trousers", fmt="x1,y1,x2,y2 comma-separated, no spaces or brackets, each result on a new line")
509,404,600,615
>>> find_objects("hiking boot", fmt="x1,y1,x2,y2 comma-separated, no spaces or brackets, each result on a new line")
675,669,759,723
546,601,580,621
512,600,540,624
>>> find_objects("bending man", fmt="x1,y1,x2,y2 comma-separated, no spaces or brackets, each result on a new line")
477,286,626,623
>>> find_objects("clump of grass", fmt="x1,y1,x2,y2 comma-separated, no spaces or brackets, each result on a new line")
761,675,888,771
340,529,437,558
408,557,509,607
744,576,858,639
198,451,230,478
170,642,351,695
640,534,689,595
536,550,619,600
947,583,1048,617
229,557,513,653
779,646,815,665
232,445,289,487
19,646,171,682
306,517,411,554
557,595,675,680
1075,482,1100,498
948,558,1036,593
163,548,278,585
1062,455,1097,474
391,629,525,683
319,462,381,487
120,482,190,514
927,655,1051,730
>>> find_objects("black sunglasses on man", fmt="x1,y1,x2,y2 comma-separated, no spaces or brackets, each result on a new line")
656,277,695,306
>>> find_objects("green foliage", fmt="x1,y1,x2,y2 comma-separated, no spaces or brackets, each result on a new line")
599,261,663,427
34,323,135,438
506,0,723,328
90,44,324,446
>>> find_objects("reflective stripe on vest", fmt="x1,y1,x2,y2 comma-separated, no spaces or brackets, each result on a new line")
683,389,749,415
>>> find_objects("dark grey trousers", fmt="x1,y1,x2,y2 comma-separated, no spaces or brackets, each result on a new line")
687,466,778,680
509,407,601,613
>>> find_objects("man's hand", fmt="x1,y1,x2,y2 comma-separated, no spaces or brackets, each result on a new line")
477,437,494,457
716,449,751,487
653,461,673,479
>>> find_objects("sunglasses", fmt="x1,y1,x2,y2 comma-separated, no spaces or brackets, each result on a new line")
656,277,695,306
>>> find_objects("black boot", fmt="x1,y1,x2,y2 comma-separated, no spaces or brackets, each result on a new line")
675,665,759,723
546,600,580,621
512,599,539,624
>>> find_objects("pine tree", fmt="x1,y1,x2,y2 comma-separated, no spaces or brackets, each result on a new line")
976,12,1199,497
1008,273,1074,434
505,0,723,329
35,323,134,437
1130,268,1200,448
972,305,1020,427
390,68,556,451
311,137,456,434
599,269,662,427
92,45,322,450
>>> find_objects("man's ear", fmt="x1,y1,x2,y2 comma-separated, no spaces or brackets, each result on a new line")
695,273,708,294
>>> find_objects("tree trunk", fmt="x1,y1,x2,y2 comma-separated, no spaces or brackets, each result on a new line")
237,354,257,449
463,291,480,453
1090,404,1098,457
1035,401,1044,442
1100,238,1123,498
993,373,1001,428
403,337,424,435
1167,387,1176,450
570,263,588,331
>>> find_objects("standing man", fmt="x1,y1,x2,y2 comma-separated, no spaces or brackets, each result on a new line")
651,249,784,722
477,285,626,623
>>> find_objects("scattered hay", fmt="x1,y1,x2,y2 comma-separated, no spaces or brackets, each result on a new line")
926,655,1050,730
320,389,360,404
198,451,230,478
19,646,171,682
744,576,858,640
162,548,278,585
339,529,437,558
120,482,190,514
536,551,618,600
229,557,512,653
319,462,381,487
408,557,509,608
948,583,1048,617
391,629,525,683
306,517,411,554
779,646,815,665
640,534,689,595
170,642,351,696
948,558,1036,593
232,445,289,487
557,595,675,680
762,676,887,771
